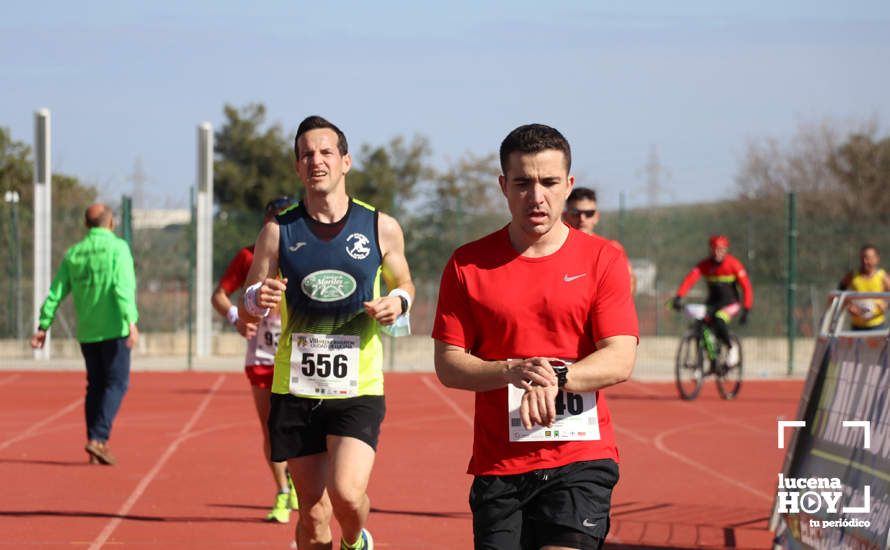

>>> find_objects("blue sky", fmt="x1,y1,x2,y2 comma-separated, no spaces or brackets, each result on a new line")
2,0,888,209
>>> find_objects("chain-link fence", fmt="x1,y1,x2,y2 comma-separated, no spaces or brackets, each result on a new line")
3,193,889,376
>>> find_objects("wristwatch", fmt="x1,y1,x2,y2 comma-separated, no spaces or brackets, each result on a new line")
397,295,409,315
552,365,569,388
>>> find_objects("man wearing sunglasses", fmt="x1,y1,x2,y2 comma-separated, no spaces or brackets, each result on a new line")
563,187,636,294
211,196,298,523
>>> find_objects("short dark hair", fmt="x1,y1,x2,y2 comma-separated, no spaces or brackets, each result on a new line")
85,205,112,228
294,115,348,157
499,124,571,175
567,187,597,203
861,243,879,255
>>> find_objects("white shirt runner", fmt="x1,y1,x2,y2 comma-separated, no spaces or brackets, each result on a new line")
289,332,360,397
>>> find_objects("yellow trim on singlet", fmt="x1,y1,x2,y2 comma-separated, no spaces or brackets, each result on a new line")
849,269,887,328
705,275,737,283
351,197,377,212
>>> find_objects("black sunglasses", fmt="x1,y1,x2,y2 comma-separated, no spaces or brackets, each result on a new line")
567,208,597,218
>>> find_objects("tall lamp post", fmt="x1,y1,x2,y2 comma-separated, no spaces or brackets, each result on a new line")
4,190,23,340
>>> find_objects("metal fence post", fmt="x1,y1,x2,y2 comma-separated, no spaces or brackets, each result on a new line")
786,192,797,376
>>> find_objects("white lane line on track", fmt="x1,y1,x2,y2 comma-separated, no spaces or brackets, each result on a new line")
0,374,22,386
421,375,473,427
614,421,773,502
88,374,226,550
0,397,81,451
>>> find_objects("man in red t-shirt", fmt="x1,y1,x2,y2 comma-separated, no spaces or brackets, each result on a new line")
432,124,639,550
671,235,753,367
211,196,297,523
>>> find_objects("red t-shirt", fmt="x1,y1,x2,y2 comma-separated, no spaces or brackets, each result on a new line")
219,246,254,294
432,226,639,476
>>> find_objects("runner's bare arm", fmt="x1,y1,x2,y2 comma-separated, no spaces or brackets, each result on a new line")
364,212,415,325
560,335,637,393
239,220,285,323
211,285,233,317
434,340,558,392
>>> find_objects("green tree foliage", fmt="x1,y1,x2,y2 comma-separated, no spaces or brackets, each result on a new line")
405,153,506,284
735,120,890,280
348,136,433,216
0,127,31,196
827,133,890,222
214,103,294,210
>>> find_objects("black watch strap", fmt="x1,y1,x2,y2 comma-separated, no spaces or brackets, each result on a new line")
398,295,409,315
553,365,569,388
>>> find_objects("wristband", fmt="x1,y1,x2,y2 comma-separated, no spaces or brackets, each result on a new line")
226,305,239,326
243,282,270,318
388,288,412,315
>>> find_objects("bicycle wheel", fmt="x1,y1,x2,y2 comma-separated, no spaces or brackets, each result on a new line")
716,334,743,400
675,333,704,400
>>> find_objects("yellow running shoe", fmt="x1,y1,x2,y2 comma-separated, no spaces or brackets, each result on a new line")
288,475,299,510
266,492,291,523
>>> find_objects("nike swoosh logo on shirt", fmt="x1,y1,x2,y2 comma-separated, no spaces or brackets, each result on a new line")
288,242,307,252
564,273,587,282
583,519,598,528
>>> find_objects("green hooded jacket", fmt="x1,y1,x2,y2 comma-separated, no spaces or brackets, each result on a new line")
38,228,139,343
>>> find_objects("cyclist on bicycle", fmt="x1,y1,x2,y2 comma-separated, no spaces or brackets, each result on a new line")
671,235,753,367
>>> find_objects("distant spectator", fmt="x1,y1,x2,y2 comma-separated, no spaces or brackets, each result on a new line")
32,203,139,466
838,243,890,331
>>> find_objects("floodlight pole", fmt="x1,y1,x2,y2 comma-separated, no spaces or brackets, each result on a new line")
33,109,51,359
195,123,213,357
4,191,23,340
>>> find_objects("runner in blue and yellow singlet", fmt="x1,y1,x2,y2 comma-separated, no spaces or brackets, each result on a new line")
239,116,415,550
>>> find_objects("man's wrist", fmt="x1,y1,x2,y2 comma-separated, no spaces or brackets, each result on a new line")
388,288,411,315
226,305,240,325
243,282,270,318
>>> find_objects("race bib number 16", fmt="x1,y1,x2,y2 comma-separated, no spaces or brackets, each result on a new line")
289,333,360,397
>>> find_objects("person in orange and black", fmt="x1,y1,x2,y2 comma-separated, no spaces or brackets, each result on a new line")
671,235,753,367
838,243,890,331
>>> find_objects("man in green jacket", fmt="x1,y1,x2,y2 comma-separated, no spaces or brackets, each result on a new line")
31,203,139,465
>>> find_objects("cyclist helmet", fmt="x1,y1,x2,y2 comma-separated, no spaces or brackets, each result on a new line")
265,195,295,216
709,234,730,249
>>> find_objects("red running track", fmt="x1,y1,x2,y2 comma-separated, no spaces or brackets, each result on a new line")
0,371,802,549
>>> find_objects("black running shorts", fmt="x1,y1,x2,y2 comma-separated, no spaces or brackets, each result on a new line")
469,459,619,550
268,393,386,461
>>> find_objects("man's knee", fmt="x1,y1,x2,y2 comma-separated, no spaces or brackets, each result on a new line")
300,495,333,528
328,482,367,513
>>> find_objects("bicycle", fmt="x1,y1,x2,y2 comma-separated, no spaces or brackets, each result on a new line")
674,303,743,400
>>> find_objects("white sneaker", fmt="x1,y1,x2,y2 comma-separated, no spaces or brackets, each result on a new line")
726,343,740,367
